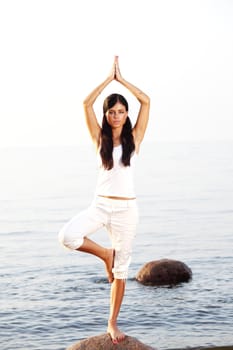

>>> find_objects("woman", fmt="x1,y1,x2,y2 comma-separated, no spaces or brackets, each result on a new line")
58,56,150,344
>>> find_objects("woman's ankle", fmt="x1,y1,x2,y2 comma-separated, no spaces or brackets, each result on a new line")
108,318,117,326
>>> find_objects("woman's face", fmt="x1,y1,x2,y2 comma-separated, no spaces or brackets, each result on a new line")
105,102,128,129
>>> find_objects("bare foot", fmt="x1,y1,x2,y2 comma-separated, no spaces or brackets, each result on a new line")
107,320,125,344
105,249,115,283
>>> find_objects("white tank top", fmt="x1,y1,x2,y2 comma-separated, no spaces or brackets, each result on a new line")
95,145,137,198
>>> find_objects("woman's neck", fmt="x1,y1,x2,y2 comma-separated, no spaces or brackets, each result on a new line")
112,129,122,147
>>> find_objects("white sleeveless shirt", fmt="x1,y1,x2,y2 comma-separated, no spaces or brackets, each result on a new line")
95,145,137,198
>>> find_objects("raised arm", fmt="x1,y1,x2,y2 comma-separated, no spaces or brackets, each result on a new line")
114,56,150,152
83,61,115,149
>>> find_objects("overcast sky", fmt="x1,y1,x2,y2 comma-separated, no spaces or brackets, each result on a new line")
0,0,233,148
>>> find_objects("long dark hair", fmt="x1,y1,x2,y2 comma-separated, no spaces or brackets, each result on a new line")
100,93,135,170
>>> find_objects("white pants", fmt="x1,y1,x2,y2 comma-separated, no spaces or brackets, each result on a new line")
58,196,139,279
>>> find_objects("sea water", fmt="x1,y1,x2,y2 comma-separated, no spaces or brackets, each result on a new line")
0,141,233,350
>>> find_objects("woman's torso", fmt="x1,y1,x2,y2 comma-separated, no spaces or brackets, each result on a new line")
95,144,137,199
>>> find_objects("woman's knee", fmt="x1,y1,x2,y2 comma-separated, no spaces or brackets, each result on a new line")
112,251,132,279
58,227,67,246
58,226,84,250
113,269,129,280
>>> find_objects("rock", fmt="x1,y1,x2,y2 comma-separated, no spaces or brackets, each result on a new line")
66,333,156,350
136,258,192,286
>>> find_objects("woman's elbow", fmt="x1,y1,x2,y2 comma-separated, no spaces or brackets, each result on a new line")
142,95,150,106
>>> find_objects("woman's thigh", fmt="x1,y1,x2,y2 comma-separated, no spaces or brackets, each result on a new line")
108,205,139,279
58,204,107,250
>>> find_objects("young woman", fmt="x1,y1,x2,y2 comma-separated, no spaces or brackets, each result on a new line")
58,56,150,344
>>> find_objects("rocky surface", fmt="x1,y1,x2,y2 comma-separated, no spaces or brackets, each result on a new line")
136,258,192,286
66,333,156,350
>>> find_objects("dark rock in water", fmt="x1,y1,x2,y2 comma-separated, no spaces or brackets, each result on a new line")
66,333,157,350
136,258,192,286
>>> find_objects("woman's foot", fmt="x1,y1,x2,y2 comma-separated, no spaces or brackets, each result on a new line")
107,319,125,344
105,249,115,283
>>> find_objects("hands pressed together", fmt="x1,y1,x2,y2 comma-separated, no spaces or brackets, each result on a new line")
109,55,123,82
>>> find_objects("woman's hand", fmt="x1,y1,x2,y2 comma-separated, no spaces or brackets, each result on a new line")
114,55,123,82
108,57,117,81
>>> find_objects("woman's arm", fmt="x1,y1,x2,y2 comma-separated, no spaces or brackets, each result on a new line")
83,62,115,149
114,56,150,151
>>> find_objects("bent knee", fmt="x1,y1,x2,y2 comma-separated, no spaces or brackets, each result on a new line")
58,227,83,250
58,228,66,246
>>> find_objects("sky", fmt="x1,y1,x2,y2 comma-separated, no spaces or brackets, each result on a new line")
0,0,233,148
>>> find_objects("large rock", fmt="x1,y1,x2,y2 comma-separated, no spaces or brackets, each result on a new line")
136,259,192,286
66,333,156,350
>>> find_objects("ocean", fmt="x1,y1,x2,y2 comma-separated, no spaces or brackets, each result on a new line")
0,141,233,350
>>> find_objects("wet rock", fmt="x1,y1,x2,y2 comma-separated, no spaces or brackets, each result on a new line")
136,258,192,286
66,333,156,350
